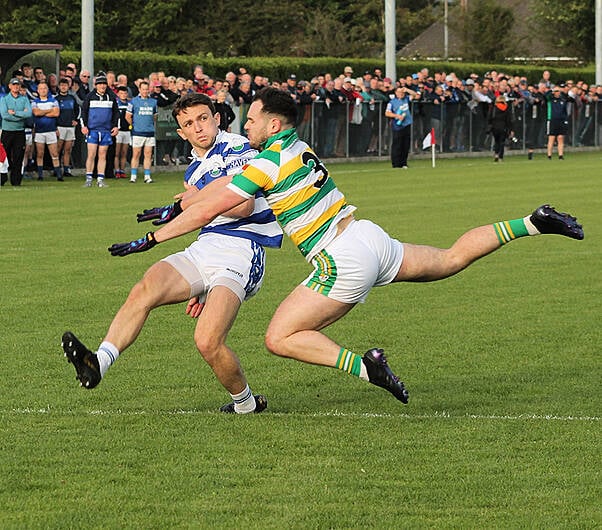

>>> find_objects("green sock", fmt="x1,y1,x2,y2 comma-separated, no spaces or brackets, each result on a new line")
493,218,530,245
336,348,362,377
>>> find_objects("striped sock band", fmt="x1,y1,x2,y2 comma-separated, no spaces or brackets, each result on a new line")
231,385,256,413
493,218,530,245
96,341,120,377
336,348,362,377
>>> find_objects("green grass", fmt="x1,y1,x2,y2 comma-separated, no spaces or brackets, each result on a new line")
1,152,600,528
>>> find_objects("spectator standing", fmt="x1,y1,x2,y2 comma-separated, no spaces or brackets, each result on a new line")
77,70,92,99
56,77,79,177
0,78,32,186
385,85,417,168
114,86,131,179
31,81,63,181
80,72,119,188
487,95,514,162
126,80,158,184
214,89,235,132
546,85,570,160
426,84,446,151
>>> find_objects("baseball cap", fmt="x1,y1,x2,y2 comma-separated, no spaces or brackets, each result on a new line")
343,77,353,83
288,74,296,80
465,79,475,86
9,77,20,85
344,66,353,73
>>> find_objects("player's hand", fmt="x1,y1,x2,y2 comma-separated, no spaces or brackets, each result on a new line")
185,297,205,318
108,231,158,256
136,200,183,226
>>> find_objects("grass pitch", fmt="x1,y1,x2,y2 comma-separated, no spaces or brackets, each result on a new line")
1,151,600,528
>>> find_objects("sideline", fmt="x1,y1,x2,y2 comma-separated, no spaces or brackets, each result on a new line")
4,407,599,422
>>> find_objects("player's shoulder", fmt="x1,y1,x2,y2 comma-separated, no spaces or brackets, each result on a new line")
215,131,255,156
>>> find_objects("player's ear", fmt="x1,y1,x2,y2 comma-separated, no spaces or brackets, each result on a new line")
176,128,187,141
214,112,221,126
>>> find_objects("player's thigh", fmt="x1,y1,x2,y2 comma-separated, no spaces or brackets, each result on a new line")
393,242,447,282
195,286,242,344
267,284,354,339
137,260,191,305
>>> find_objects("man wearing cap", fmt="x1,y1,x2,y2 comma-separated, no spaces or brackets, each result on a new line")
80,72,119,187
0,78,32,186
286,75,298,99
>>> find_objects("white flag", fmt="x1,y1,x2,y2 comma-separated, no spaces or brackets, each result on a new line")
422,128,436,150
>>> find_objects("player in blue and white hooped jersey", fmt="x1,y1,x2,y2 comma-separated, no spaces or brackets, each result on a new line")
62,93,282,415
31,81,63,181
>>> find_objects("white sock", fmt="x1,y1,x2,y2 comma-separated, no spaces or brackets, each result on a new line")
231,385,256,414
96,341,120,377
359,362,369,381
523,215,540,236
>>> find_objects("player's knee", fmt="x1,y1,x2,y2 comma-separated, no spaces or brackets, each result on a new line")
264,329,287,357
194,332,222,363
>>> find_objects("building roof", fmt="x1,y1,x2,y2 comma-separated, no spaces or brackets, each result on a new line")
398,1,565,60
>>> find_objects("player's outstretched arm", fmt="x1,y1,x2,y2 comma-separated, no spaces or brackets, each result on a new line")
109,185,247,257
137,200,183,226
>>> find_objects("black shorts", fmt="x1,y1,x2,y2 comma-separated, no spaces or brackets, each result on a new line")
547,119,568,136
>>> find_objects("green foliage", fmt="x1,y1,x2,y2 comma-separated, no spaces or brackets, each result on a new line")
530,0,595,61
0,153,600,527
455,0,517,62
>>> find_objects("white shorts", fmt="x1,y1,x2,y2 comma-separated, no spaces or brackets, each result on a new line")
162,233,265,303
34,131,58,145
132,135,155,148
116,131,131,144
25,131,33,146
57,126,76,141
302,219,404,304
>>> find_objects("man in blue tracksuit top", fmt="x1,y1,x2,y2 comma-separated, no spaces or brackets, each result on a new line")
80,72,119,187
126,81,158,183
385,85,418,169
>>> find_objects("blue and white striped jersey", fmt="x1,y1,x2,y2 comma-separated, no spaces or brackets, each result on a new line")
185,130,282,248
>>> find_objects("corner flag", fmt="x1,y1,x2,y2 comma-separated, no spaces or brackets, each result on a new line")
422,128,436,168
422,128,435,150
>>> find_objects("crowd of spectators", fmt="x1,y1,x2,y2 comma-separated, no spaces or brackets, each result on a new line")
2,61,601,181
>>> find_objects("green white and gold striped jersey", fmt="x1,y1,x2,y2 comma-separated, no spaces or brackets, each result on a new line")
228,128,356,261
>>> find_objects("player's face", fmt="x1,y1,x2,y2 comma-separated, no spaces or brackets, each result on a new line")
176,104,220,154
244,101,273,149
96,82,107,95
38,83,48,98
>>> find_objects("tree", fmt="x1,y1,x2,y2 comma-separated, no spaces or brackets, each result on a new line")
454,0,517,62
530,0,595,61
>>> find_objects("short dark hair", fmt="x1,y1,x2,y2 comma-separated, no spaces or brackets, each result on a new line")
252,87,297,126
172,92,216,121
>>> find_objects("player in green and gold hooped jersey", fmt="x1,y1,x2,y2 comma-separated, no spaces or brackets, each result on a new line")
112,87,584,407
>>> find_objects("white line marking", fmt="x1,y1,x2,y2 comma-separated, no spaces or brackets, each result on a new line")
4,407,599,421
